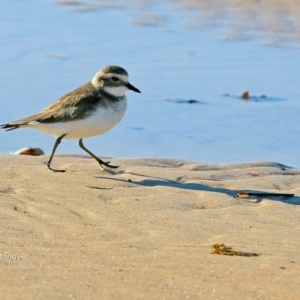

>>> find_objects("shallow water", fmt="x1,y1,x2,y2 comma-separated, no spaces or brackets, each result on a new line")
1,1,300,167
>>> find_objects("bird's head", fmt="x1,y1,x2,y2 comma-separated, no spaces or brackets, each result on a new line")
92,65,141,97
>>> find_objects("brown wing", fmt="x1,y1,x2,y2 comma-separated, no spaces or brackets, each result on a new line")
1,82,102,130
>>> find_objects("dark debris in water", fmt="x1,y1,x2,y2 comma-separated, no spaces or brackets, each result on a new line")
165,98,205,104
128,127,145,131
224,91,283,102
240,90,267,100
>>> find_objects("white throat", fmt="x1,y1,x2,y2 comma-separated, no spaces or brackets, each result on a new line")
103,86,128,97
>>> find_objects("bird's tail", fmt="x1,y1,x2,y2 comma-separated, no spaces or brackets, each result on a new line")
0,123,19,131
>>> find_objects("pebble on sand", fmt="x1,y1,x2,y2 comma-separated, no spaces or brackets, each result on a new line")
13,147,45,156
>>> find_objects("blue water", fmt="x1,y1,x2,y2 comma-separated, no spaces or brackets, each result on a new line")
1,1,300,167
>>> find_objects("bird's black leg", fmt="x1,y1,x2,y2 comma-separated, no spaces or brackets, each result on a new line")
46,134,67,172
78,138,118,169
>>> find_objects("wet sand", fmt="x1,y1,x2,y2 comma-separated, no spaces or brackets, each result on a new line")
56,0,300,43
1,154,300,299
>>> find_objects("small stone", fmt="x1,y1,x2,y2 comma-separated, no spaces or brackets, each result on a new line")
13,147,44,156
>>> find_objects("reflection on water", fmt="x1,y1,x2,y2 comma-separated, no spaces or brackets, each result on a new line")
55,0,300,45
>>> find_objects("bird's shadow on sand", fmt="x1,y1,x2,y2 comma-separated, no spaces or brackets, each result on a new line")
95,171,300,205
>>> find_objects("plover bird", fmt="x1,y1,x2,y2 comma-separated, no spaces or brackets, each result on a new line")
1,65,141,172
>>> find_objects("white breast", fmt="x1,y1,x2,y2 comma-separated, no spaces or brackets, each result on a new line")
28,98,127,139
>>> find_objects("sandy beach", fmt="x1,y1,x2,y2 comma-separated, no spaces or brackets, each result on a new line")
1,154,299,299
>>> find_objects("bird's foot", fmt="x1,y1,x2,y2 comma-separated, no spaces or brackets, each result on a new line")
46,164,66,173
98,160,119,169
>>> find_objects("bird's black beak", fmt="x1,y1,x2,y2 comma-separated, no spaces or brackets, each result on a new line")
126,83,141,93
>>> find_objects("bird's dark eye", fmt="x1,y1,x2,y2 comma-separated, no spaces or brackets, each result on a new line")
112,76,119,81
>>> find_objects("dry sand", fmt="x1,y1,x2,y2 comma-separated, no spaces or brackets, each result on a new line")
0,154,300,299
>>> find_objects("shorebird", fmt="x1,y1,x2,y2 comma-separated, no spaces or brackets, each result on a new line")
1,65,141,172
